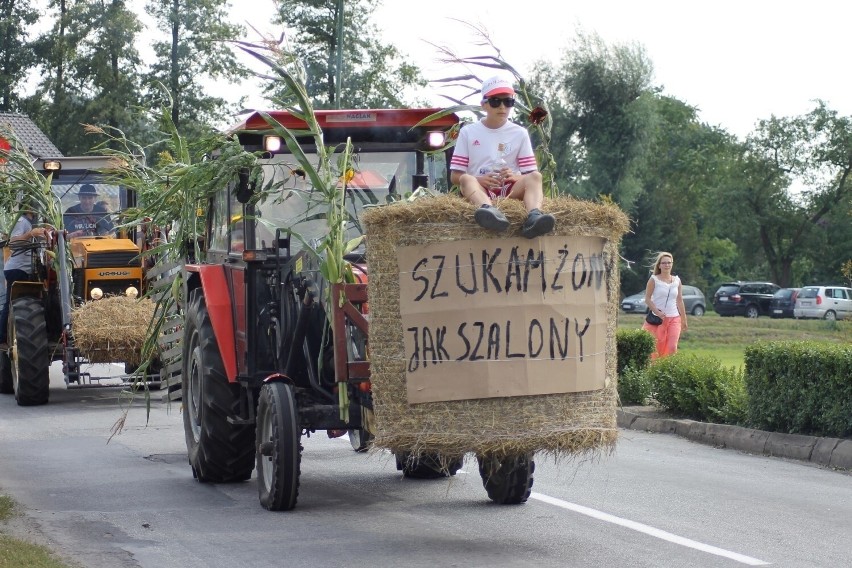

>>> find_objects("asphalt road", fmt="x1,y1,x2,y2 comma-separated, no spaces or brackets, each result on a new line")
0,367,850,568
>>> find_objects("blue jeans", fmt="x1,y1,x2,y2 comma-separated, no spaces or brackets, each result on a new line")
0,269,30,343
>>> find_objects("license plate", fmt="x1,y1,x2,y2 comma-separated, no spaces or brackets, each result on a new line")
621,304,630,310
801,301,812,307
773,309,782,314
719,297,728,302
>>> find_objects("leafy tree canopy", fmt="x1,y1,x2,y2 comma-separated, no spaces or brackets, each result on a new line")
272,0,425,109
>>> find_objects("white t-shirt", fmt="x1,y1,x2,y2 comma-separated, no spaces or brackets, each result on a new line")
650,274,681,317
450,119,537,178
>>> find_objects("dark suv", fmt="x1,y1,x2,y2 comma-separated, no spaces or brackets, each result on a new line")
713,281,780,318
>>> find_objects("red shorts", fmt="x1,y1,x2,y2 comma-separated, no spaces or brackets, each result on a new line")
486,181,516,199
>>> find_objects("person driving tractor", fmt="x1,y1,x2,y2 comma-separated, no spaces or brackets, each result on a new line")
64,184,113,237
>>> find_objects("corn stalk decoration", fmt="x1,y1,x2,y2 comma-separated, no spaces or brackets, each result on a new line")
238,36,362,421
0,124,65,267
0,125,62,231
99,38,361,423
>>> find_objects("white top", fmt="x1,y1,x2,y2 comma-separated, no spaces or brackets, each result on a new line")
650,274,681,317
450,119,537,177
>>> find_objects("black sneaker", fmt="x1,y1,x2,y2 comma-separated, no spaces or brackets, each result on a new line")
474,204,510,232
521,208,555,238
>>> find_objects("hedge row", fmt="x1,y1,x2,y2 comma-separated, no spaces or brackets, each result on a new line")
745,341,852,438
614,332,852,438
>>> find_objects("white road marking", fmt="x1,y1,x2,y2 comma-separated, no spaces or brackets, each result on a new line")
531,492,770,566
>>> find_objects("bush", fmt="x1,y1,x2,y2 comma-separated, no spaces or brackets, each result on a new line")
615,329,655,405
616,328,655,375
745,341,852,438
646,353,746,424
619,365,651,405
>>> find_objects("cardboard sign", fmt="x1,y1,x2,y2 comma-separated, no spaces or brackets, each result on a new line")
398,235,609,404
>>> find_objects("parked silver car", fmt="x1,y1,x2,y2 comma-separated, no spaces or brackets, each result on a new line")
620,285,706,316
794,285,852,320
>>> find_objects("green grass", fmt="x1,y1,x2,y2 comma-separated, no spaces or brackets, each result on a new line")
0,495,74,568
0,497,12,522
617,311,852,368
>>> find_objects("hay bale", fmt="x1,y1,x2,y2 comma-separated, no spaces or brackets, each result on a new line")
361,195,629,459
71,296,155,364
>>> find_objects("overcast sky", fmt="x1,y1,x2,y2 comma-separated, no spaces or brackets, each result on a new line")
231,0,849,138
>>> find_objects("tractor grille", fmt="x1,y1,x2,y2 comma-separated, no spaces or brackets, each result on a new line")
90,279,141,298
86,251,140,269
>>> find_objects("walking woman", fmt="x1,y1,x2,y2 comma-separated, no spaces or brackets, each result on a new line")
643,252,688,359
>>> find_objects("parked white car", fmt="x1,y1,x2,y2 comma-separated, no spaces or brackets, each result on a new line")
793,285,852,320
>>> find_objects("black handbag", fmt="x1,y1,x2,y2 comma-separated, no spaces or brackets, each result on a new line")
645,312,663,326
645,282,673,326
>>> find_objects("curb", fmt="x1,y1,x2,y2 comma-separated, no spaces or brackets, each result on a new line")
617,409,852,470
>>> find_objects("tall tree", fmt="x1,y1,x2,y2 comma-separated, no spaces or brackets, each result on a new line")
272,0,424,108
26,0,144,154
145,0,247,137
714,102,852,287
75,0,144,135
621,95,743,294
0,0,39,112
28,0,83,151
534,31,656,209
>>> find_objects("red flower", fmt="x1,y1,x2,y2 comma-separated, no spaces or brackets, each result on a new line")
529,106,548,125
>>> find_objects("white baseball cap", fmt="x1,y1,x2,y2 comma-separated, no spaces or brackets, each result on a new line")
481,76,515,99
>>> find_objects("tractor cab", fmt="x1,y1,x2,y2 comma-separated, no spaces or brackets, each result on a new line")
219,108,457,256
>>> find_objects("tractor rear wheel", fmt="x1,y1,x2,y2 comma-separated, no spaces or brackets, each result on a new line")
0,350,13,394
477,453,535,504
256,382,301,511
10,296,49,406
182,291,254,482
396,452,463,479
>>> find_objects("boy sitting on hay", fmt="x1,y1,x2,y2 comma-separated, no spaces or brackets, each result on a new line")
450,76,555,239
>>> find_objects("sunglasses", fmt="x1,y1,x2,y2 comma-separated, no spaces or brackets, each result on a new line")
486,97,516,108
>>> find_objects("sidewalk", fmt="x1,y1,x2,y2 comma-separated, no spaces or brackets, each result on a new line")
617,406,852,471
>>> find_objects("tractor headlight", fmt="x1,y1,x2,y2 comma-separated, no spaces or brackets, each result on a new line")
90,287,103,300
125,286,139,299
426,131,445,148
263,135,282,153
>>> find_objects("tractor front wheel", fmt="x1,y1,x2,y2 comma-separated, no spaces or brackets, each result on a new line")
10,296,49,406
477,453,535,504
182,291,255,482
256,381,302,511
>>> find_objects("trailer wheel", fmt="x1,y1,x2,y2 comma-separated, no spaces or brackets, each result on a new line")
477,453,535,504
256,381,301,511
9,296,49,406
395,452,463,479
182,291,255,483
0,351,13,394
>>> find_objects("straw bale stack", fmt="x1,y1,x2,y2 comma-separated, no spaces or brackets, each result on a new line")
361,195,630,459
71,296,155,364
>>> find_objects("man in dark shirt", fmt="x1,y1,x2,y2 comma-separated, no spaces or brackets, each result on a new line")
64,184,113,237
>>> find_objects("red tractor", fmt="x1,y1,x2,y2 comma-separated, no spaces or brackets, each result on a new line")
181,108,471,510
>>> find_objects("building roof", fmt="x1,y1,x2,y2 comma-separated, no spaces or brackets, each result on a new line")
0,113,63,158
